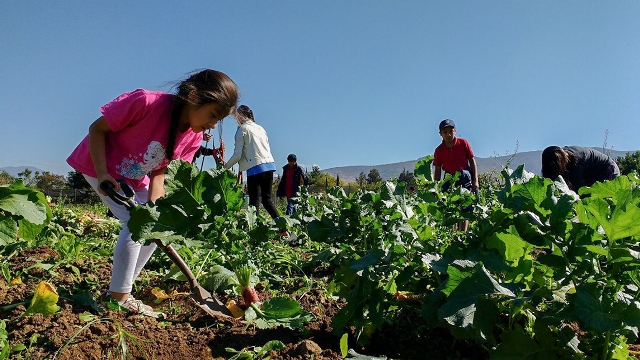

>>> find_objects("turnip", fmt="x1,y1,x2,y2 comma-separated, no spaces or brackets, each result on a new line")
234,265,260,307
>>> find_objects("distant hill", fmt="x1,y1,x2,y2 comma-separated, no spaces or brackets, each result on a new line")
0,166,47,177
321,148,635,183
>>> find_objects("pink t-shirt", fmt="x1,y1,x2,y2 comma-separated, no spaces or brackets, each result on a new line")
67,89,202,190
433,137,475,174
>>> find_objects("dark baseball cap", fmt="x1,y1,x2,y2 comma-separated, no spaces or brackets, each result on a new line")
287,153,297,161
439,119,456,131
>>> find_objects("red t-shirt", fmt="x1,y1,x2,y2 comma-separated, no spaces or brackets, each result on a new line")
284,166,295,198
433,137,475,174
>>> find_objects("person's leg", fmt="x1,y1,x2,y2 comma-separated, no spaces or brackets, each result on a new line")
259,171,279,219
286,198,296,215
457,220,469,232
83,176,157,302
247,173,260,210
457,182,473,233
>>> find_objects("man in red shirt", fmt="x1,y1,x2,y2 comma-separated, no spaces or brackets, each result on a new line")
433,119,479,231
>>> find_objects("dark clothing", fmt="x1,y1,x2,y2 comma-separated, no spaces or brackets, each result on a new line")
442,169,472,192
277,164,309,215
276,165,309,198
562,146,620,191
247,170,279,219
192,146,215,163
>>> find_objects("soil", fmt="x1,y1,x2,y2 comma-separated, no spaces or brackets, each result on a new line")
1,246,487,360
5,247,640,359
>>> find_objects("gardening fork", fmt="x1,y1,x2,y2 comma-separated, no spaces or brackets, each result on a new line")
100,179,233,319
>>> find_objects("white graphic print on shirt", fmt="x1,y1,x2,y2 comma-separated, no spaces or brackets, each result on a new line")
116,141,166,179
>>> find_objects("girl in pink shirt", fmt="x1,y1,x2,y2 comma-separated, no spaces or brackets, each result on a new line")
67,69,238,317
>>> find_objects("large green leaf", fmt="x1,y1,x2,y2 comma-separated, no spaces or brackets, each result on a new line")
260,297,305,319
307,215,342,242
162,160,242,216
438,263,514,330
0,193,47,225
491,330,558,360
486,226,532,262
579,175,637,205
350,250,384,273
0,217,18,246
569,285,622,332
509,177,551,216
584,198,640,243
414,156,433,181
128,203,191,245
548,194,576,233
127,160,242,246
0,181,50,242
246,297,314,329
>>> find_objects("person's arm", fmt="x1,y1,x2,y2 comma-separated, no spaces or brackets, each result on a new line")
434,165,442,181
276,169,285,198
224,127,244,170
469,157,479,192
148,168,166,203
88,116,117,194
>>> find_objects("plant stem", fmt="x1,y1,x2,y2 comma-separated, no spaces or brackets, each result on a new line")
600,331,610,360
250,302,266,318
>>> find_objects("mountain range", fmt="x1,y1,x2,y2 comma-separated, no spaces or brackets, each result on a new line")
2,148,635,183
320,148,635,183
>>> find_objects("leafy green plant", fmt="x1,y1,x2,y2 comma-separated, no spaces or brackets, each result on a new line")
225,340,285,360
1,320,23,360
208,264,314,329
128,160,244,248
243,297,315,329
0,180,51,246
0,262,12,283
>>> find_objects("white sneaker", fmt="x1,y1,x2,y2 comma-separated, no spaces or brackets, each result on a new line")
119,297,164,318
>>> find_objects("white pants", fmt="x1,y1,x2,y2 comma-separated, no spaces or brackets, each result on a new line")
84,175,157,293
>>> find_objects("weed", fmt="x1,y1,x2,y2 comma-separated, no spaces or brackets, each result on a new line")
225,340,285,360
53,312,150,360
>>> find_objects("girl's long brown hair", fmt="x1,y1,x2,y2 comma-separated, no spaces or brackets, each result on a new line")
166,69,238,160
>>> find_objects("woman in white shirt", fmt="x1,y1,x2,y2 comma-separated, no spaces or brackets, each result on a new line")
225,105,279,219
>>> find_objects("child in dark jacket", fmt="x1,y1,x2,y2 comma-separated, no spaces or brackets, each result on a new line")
276,153,309,215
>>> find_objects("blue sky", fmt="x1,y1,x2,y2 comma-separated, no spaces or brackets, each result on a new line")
1,1,638,176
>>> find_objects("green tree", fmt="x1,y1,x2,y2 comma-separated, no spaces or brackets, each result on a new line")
35,172,68,193
309,165,321,185
307,170,335,194
18,168,36,187
616,151,640,175
67,170,92,189
0,170,16,186
366,168,382,184
397,169,415,188
357,172,366,187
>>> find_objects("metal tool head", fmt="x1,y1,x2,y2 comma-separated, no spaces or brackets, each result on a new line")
190,286,234,318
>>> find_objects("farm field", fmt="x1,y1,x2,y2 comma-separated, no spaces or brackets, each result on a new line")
2,159,640,360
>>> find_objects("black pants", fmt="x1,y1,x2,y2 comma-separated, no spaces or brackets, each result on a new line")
247,170,279,219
